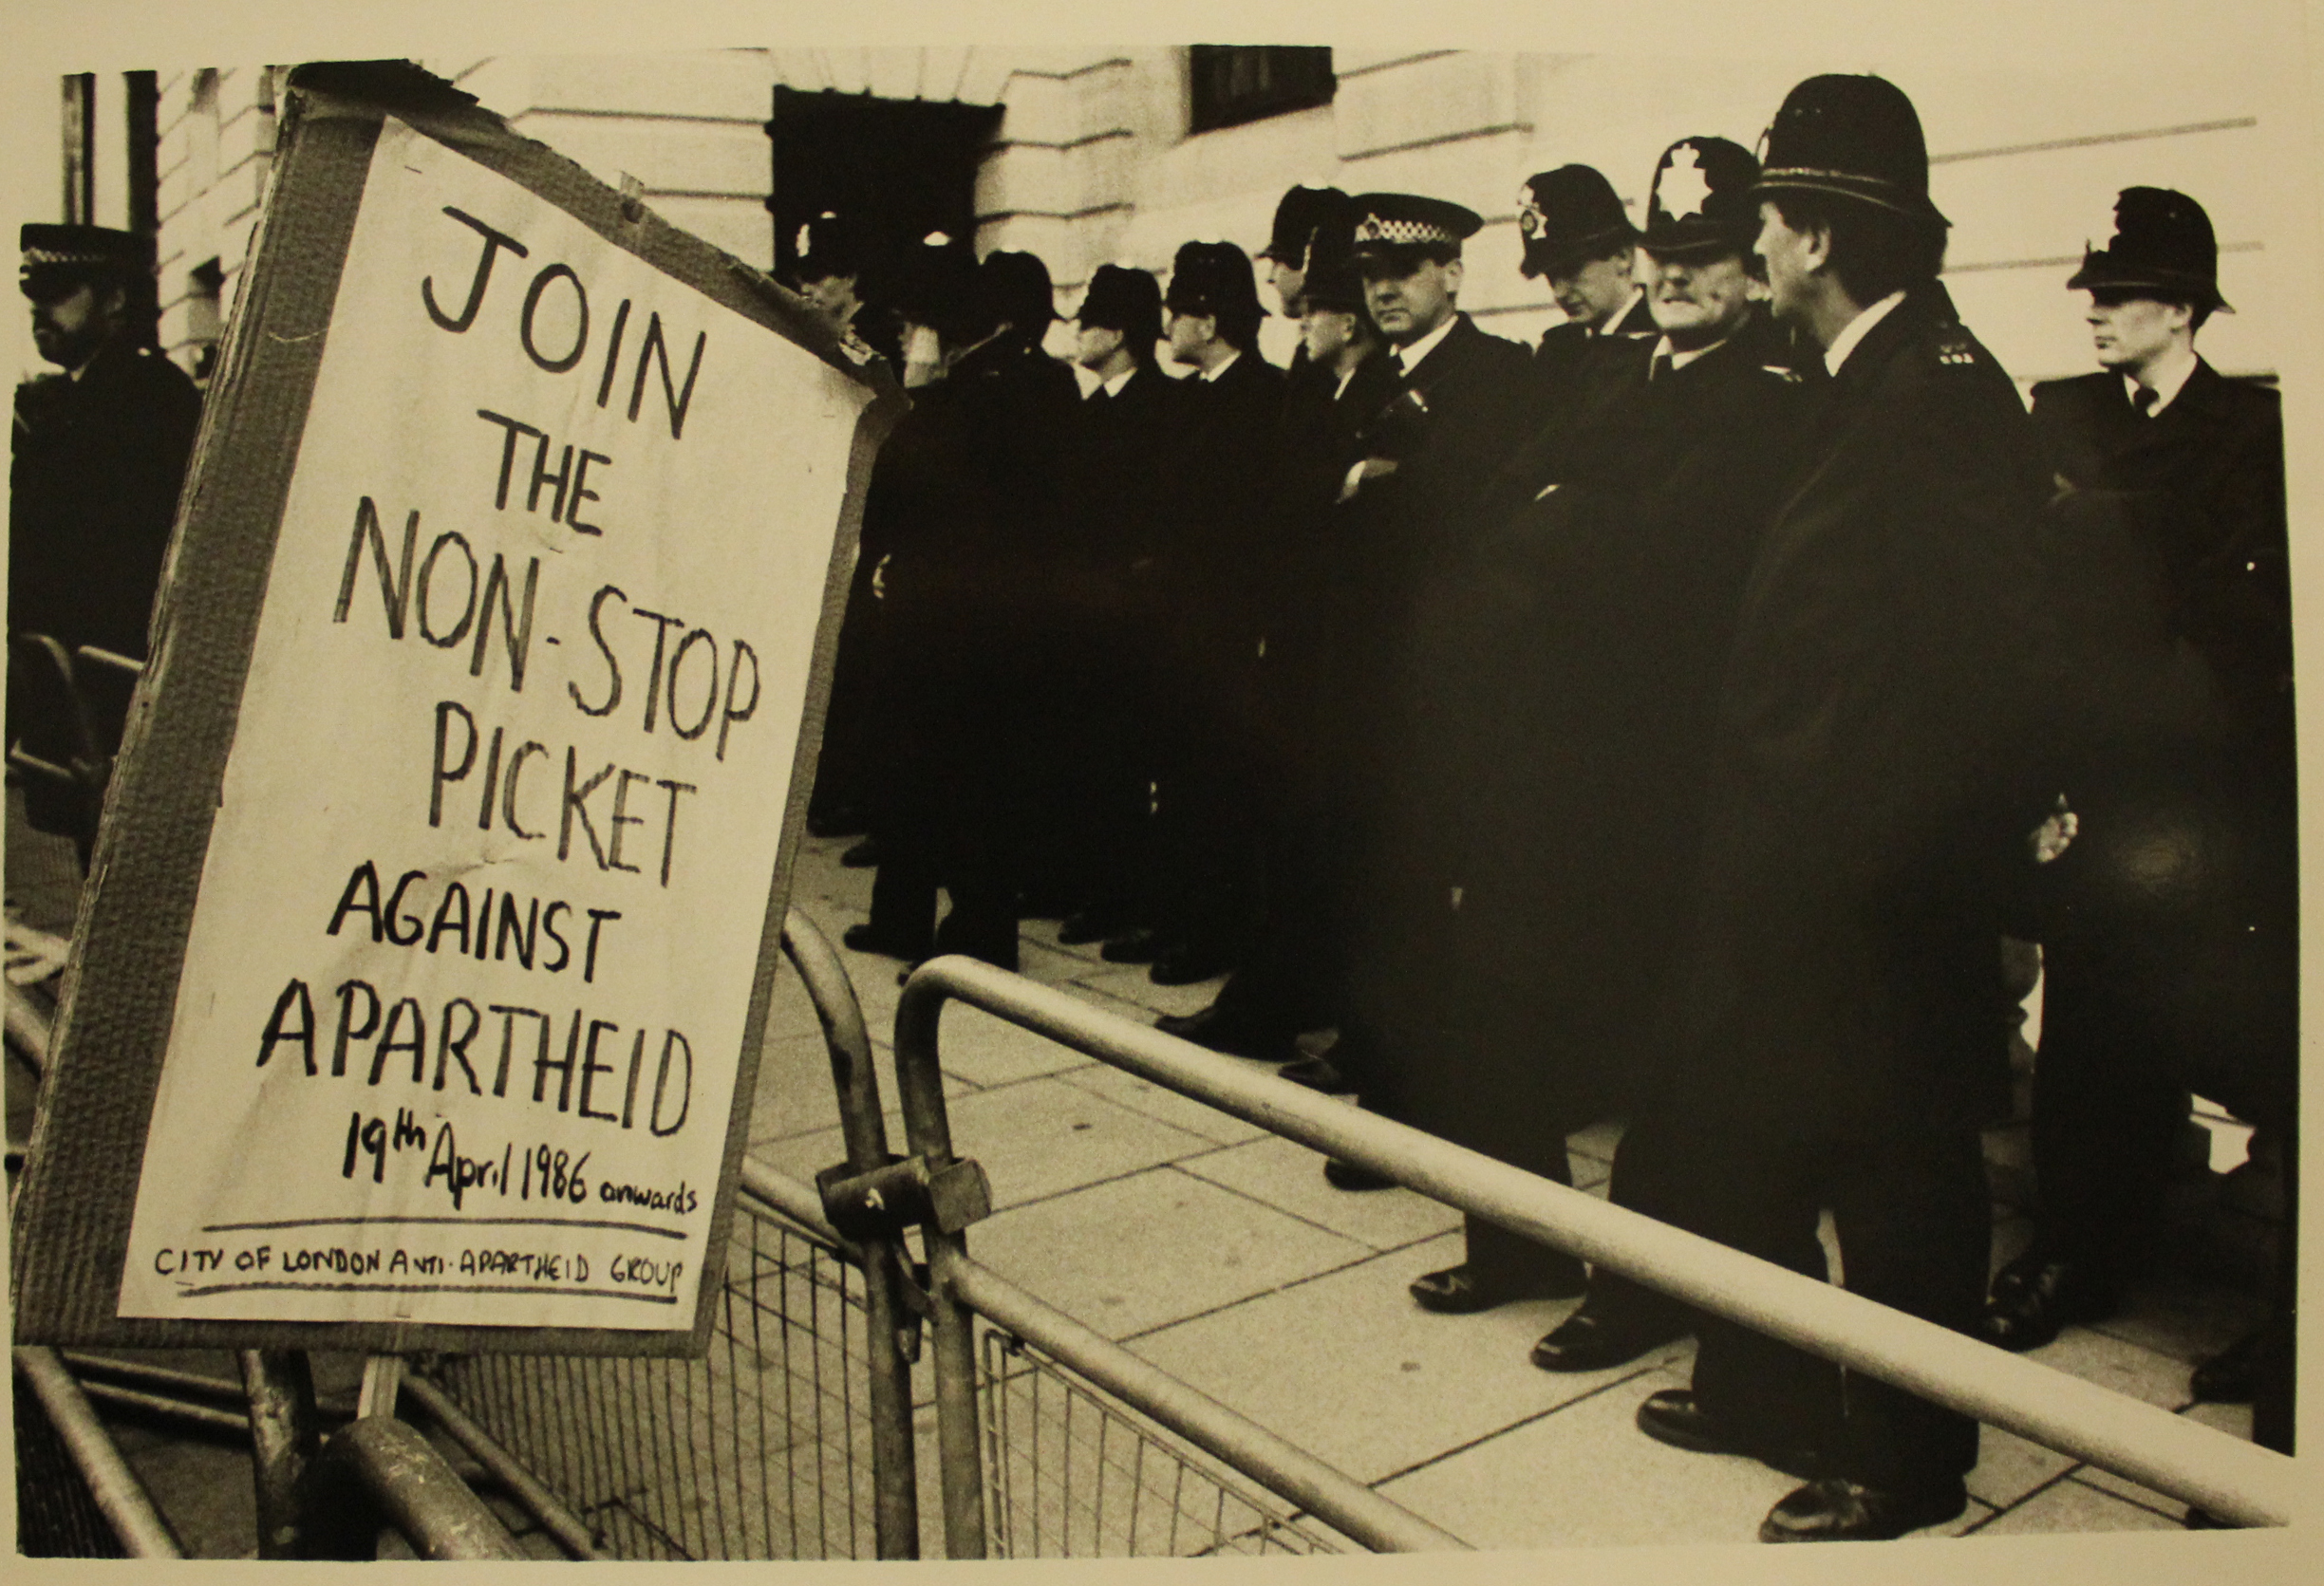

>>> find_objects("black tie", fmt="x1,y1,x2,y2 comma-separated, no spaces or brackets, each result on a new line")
2133,385,2159,418
1650,348,1674,383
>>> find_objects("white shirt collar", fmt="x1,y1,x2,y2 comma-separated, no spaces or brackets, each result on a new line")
1823,289,1908,376
1594,286,1646,336
1395,312,1459,375
1199,349,1242,383
1098,365,1138,398
1650,332,1731,375
2125,346,2199,416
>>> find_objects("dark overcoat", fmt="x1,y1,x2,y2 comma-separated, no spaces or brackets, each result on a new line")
1660,285,2052,1139
1423,326,1807,1123
2028,360,2294,1118
9,337,200,661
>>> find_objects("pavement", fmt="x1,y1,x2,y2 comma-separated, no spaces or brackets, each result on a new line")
7,817,2277,1556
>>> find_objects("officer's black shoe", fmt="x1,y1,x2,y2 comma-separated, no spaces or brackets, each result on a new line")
1757,1477,1966,1542
1100,929,1167,964
1529,1300,1686,1371
1151,944,1233,985
1410,1259,1586,1314
1059,906,1137,946
1278,1056,1353,1092
1322,1158,1396,1191
840,836,883,868
1153,1004,1297,1062
807,803,867,839
841,923,930,961
2190,1327,2266,1403
1635,1390,1820,1481
1977,1250,2118,1352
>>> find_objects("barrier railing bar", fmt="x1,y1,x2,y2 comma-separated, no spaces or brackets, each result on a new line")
400,1371,609,1560
12,1346,183,1558
7,980,55,1076
778,905,925,1559
893,957,2297,1532
307,1415,528,1561
944,1255,1471,1553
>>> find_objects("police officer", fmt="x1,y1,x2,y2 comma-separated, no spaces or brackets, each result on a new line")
1118,241,1284,986
1046,263,1179,948
1254,183,1349,378
1518,165,1655,393
1629,77,2049,1541
11,223,200,838
1483,137,1806,1361
1979,189,2292,1456
1324,193,1534,1182
1156,197,1395,1064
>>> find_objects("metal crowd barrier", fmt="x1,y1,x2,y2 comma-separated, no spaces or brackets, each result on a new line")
13,909,2296,1556
890,956,2298,1536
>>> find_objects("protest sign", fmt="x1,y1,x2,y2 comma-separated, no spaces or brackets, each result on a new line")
10,63,897,1353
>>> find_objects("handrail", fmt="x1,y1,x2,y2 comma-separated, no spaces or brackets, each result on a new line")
303,1416,528,1560
12,1346,183,1558
892,956,2297,1532
400,1372,609,1560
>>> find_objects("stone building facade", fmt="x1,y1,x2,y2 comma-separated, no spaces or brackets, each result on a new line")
64,48,2287,388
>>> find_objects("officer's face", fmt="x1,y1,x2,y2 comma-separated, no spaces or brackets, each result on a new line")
796,271,861,327
2086,291,2192,373
1360,255,1459,345
1302,307,1359,364
1643,249,1755,348
1074,322,1127,371
1268,259,1309,318
1546,250,1636,330
1753,202,1818,327
1165,309,1215,366
27,278,117,368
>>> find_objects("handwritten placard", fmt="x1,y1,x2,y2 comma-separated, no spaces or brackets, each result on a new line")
101,116,869,1332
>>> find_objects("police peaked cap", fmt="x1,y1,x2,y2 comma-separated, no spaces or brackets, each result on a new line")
20,223,151,298
977,249,1063,329
791,211,867,281
1642,138,1762,258
1164,240,1266,321
1077,262,1164,336
1258,184,1351,268
2068,186,2230,313
1514,167,1634,278
1753,74,1948,228
1352,194,1483,257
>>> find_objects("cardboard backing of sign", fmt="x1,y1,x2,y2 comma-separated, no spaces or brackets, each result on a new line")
9,61,902,1356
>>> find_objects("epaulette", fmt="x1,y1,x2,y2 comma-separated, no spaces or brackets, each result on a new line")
1930,327,1979,369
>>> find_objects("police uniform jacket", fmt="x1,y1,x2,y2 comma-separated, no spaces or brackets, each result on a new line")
1663,283,2051,1138
1531,289,1657,410
1340,312,1537,882
1155,349,1286,688
9,337,200,661
1424,324,1806,1119
2028,359,2292,1116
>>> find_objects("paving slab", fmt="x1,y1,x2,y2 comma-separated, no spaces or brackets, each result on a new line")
969,1166,1373,1339
1129,1235,1686,1484
1971,1472,2183,1535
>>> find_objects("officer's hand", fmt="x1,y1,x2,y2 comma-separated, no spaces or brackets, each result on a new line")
2029,796,2078,865
1339,457,1398,503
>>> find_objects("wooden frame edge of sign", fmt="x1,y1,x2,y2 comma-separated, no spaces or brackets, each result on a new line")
9,58,904,1359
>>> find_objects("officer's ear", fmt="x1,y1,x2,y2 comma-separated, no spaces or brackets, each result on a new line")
92,278,130,331
1442,255,1465,295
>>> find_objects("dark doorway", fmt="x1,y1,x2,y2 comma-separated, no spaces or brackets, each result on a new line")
766,87,1003,288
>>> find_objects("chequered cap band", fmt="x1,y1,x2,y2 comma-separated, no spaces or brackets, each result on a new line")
21,246,124,268
1355,213,1458,248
